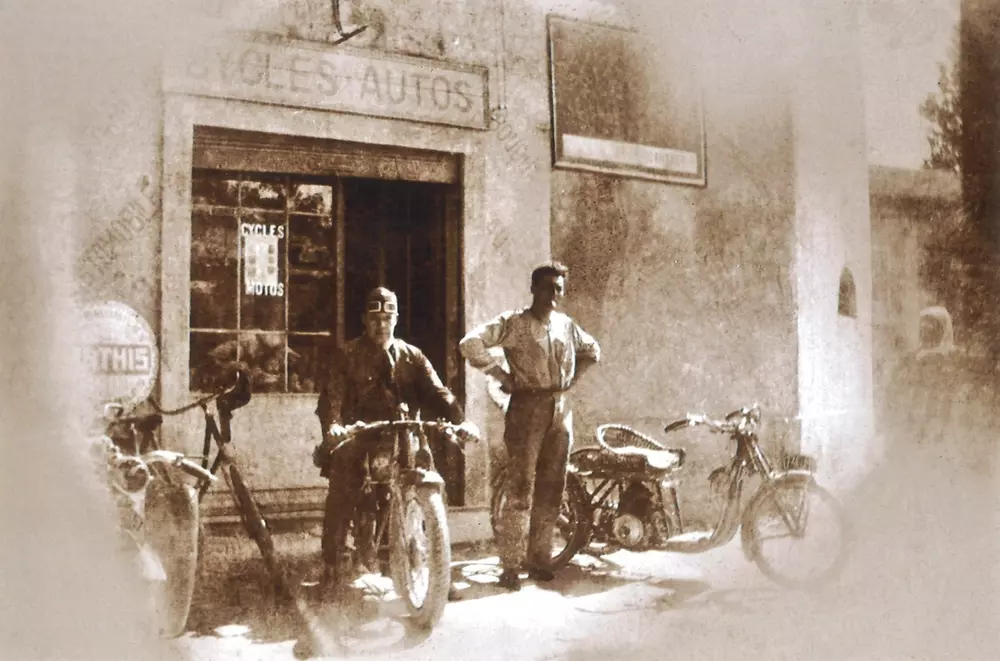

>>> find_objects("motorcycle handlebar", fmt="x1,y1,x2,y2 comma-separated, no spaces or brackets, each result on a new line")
330,420,482,452
664,405,761,435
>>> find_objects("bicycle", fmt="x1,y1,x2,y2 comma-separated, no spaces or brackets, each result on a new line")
98,369,284,635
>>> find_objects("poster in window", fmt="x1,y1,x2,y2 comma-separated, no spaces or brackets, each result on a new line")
243,233,283,296
548,16,706,186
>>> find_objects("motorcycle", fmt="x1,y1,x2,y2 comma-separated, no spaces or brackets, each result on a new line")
492,404,850,589
88,402,217,637
316,411,480,630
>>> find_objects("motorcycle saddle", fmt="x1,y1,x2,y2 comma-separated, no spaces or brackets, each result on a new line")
591,424,685,473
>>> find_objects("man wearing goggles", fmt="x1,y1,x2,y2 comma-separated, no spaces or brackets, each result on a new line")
313,287,478,601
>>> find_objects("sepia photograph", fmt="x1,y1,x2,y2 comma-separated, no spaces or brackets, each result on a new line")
1,1,998,660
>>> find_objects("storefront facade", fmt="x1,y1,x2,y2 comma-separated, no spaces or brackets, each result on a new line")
74,0,875,539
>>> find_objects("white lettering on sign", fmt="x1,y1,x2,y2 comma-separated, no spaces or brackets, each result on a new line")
85,345,154,375
78,301,159,411
242,227,283,297
165,37,489,130
241,222,286,238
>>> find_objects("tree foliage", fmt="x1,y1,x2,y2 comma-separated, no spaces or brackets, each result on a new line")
919,37,962,173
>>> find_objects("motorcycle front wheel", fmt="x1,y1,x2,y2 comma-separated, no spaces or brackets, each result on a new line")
389,485,451,630
742,476,850,590
144,480,200,638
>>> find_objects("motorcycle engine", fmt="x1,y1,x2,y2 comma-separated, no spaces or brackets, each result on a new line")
613,481,657,549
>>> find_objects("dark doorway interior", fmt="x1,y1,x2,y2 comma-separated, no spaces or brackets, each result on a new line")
343,178,465,505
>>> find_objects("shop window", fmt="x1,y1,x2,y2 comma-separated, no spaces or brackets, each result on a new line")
838,267,857,318
189,170,336,393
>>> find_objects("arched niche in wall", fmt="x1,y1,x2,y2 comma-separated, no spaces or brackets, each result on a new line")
838,266,857,318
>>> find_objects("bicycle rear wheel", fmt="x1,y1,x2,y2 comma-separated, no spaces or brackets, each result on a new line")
743,476,850,589
144,480,199,638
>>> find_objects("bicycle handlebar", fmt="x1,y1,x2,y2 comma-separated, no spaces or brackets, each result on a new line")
147,370,248,416
93,436,218,492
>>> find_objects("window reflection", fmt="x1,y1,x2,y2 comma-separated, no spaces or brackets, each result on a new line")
240,333,288,393
290,214,333,268
241,179,286,210
190,332,237,392
191,209,238,329
192,173,239,207
289,273,334,332
288,335,327,394
291,184,333,215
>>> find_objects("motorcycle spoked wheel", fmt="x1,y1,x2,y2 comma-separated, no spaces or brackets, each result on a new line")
143,480,200,638
490,468,591,571
741,476,851,590
389,485,451,630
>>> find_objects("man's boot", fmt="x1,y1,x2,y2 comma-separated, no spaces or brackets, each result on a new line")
497,568,522,591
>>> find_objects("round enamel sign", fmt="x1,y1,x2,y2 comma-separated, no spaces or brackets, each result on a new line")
79,301,159,411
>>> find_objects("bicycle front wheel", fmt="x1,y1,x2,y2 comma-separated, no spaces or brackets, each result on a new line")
743,476,850,590
390,486,451,630
144,480,199,638
226,465,284,596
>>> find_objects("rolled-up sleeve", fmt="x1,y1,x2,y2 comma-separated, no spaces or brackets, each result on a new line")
459,314,509,371
573,322,601,363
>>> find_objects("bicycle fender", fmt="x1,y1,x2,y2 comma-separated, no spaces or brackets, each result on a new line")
739,470,815,559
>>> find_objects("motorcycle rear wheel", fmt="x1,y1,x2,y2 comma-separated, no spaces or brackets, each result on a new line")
144,480,200,638
490,468,590,571
389,486,451,630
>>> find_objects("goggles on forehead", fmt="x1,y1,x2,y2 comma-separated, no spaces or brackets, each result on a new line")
367,300,398,313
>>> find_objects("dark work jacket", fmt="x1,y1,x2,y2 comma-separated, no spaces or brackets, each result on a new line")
315,335,464,431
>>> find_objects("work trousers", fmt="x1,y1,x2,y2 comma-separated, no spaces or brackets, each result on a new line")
497,392,573,570
321,441,366,572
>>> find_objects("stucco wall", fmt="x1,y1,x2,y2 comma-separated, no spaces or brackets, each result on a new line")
790,0,874,496
545,0,802,520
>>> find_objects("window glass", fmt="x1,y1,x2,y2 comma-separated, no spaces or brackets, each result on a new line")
190,332,237,392
192,173,239,207
241,179,286,211
288,335,328,394
290,183,333,215
188,172,336,393
240,332,287,393
190,208,238,329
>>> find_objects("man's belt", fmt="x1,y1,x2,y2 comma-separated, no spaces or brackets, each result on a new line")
509,386,569,395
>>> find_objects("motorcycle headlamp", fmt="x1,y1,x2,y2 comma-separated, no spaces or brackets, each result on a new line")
369,451,393,481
